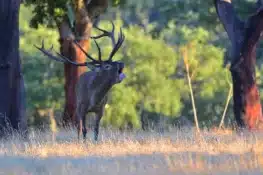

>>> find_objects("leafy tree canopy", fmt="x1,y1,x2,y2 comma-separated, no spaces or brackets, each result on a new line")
24,0,125,28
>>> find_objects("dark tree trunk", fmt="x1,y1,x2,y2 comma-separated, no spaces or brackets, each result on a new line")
58,0,108,127
0,0,27,136
215,0,263,130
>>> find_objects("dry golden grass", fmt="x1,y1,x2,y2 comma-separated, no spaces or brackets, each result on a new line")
1,127,263,174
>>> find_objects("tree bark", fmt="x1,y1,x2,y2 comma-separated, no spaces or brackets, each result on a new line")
215,0,263,130
58,20,91,127
0,0,27,136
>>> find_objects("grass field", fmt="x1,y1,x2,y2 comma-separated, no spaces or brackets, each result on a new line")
0,127,263,175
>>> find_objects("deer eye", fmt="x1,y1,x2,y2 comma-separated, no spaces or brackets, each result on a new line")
103,64,112,70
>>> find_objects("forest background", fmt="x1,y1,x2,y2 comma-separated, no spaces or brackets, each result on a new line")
20,0,263,131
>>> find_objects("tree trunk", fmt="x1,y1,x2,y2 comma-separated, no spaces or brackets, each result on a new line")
215,0,263,130
58,21,91,127
231,17,263,129
58,0,108,127
58,1,93,127
0,0,27,136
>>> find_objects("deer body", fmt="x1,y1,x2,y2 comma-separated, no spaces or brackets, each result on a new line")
76,71,110,113
76,63,125,140
76,71,109,141
34,21,126,141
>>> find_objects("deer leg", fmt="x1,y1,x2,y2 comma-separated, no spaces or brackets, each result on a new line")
77,119,82,141
82,114,87,140
94,111,103,141
76,104,85,141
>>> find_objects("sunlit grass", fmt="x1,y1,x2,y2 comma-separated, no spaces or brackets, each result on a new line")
0,127,263,174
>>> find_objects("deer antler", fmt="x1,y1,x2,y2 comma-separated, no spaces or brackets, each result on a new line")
34,39,102,66
72,39,102,63
34,40,67,63
91,21,125,61
35,21,125,66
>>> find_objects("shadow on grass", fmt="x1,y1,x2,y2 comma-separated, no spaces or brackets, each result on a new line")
0,151,262,175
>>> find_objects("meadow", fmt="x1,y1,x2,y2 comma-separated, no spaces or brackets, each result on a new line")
5,1,263,174
0,127,263,175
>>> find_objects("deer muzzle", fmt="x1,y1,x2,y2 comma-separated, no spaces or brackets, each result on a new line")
118,72,126,83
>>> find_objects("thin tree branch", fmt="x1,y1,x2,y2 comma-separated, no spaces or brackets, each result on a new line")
182,46,200,133
219,82,232,129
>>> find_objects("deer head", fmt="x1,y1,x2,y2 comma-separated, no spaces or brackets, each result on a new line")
34,21,126,84
34,21,126,141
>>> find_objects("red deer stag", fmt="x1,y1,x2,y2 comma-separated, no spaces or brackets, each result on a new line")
34,22,126,141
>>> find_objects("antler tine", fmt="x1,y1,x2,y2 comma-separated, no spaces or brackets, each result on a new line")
53,49,88,66
91,21,116,46
108,27,125,61
72,40,101,64
34,40,68,63
93,39,102,62
91,21,125,61
34,40,89,66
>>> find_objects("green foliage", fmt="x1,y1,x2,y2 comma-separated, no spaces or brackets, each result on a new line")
24,0,126,28
159,21,232,123
122,25,183,116
103,85,140,128
20,5,64,126
19,3,229,128
20,0,263,129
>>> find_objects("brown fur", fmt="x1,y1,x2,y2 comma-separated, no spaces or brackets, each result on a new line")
76,62,125,141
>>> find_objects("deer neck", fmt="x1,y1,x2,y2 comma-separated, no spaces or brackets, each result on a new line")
93,73,114,104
